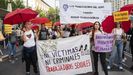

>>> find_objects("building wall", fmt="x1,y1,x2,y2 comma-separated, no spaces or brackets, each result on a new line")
105,0,133,11
23,0,50,11
34,0,50,11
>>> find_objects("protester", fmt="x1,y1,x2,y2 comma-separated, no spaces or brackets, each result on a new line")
38,25,49,40
122,32,127,62
90,21,108,75
127,22,133,70
129,8,133,23
56,26,62,38
69,24,77,37
62,25,70,38
21,21,38,75
107,22,125,70
50,27,58,39
16,27,22,45
8,28,18,63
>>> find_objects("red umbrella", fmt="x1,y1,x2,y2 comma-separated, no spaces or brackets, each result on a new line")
120,4,133,14
31,25,39,30
120,4,133,32
30,17,50,24
102,16,115,33
102,15,130,33
53,21,60,26
77,22,93,30
4,8,38,24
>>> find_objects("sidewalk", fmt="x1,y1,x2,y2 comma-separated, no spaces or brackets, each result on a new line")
0,45,23,62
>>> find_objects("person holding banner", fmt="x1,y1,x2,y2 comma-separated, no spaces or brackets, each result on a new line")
38,24,49,40
130,8,133,23
107,22,125,70
21,22,38,75
90,21,108,75
127,22,133,70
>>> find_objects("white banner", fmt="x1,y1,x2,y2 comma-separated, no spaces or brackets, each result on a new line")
59,0,112,24
37,35,92,75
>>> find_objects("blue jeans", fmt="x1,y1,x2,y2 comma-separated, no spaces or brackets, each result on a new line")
108,40,123,67
7,41,16,57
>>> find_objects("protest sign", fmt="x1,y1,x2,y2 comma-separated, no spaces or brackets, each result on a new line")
59,0,112,24
94,34,114,52
37,35,92,75
4,24,12,34
113,11,129,22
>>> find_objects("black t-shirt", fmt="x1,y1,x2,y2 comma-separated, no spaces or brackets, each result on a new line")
39,29,49,40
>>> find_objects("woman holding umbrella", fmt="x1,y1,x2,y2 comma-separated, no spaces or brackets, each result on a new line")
21,21,38,75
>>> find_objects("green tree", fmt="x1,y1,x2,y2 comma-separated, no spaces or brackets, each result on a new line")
36,7,60,23
0,0,8,9
47,7,60,23
12,0,25,10
0,0,25,11
35,7,47,17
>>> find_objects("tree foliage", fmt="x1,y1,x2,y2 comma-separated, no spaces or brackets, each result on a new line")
36,7,60,23
12,0,25,10
0,0,25,11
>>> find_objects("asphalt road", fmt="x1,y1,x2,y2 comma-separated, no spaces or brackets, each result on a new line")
0,56,133,75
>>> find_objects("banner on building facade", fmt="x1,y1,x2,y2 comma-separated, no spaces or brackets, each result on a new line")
37,35,92,75
59,0,112,24
94,34,114,52
113,11,129,22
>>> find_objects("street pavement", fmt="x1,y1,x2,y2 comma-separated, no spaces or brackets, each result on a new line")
0,56,133,75
0,41,133,75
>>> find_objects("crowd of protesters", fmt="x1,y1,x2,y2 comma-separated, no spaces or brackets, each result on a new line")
0,20,133,75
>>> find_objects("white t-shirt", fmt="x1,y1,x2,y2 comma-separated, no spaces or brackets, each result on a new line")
23,30,35,47
113,28,123,40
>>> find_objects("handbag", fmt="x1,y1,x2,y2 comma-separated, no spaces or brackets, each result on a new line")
0,31,5,41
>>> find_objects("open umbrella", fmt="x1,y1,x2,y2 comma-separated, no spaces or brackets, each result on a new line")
120,4,133,14
102,15,131,33
30,17,50,24
120,4,133,32
53,21,60,26
102,16,115,33
31,25,39,30
76,22,93,30
4,8,38,24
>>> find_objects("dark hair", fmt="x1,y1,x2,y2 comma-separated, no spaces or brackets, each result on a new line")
93,21,101,31
91,21,101,41
115,22,121,28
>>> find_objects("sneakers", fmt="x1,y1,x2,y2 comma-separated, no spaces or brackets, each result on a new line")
119,66,123,70
15,57,18,60
122,57,127,62
107,66,111,70
26,72,30,75
9,59,15,64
